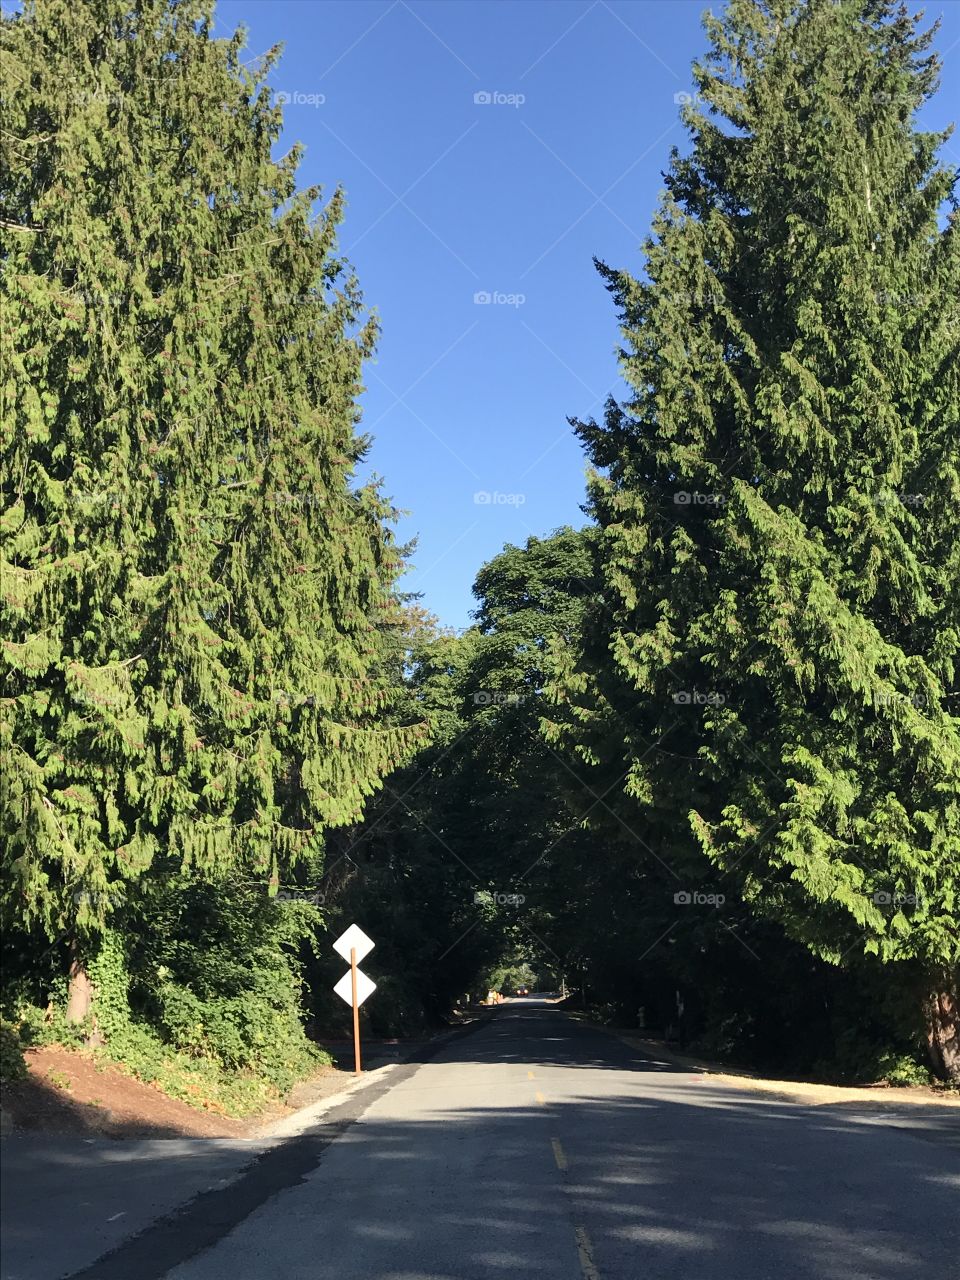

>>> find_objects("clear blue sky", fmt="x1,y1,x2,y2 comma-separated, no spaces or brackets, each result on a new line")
216,0,960,628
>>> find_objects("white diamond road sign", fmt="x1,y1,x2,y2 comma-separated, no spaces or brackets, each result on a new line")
332,924,375,965
333,967,377,1008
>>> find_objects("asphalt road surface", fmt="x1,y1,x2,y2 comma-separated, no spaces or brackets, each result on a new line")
4,998,958,1280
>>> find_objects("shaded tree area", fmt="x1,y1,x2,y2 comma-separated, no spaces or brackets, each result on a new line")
308,529,598,1036
336,512,949,1084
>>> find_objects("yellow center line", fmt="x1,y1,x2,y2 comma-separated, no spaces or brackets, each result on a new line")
527,1070,535,1079
535,1090,546,1105
550,1137,568,1171
575,1225,600,1280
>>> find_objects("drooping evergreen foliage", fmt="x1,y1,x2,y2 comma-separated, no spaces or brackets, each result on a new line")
1,0,420,1073
544,0,959,1079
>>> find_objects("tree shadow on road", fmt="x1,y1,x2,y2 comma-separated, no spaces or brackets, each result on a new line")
6,1006,959,1280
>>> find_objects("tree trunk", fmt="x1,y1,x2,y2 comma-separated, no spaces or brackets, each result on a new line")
924,968,959,1086
65,943,93,1024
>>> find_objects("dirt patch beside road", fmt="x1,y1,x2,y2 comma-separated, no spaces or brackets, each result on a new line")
1,1045,349,1139
0,1026,469,1140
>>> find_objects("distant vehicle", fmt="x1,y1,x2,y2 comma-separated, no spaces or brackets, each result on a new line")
517,987,529,996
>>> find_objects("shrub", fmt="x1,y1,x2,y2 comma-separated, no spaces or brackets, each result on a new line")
0,1020,27,1081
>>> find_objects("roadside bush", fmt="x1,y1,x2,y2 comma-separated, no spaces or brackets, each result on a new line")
1,876,331,1116
0,1020,27,1081
813,1023,931,1086
874,1053,932,1088
121,877,326,1092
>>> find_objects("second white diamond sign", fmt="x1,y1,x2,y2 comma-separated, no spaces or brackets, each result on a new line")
333,967,376,1008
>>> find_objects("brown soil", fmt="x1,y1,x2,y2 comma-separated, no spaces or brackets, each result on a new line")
0,1046,346,1140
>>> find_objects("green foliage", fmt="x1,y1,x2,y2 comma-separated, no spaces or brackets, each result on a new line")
7,988,90,1052
813,1026,931,1087
0,0,421,967
100,882,327,1103
7,881,331,1114
483,961,540,994
873,1054,932,1088
0,1019,28,1081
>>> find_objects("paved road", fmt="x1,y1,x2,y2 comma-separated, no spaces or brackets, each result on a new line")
4,999,958,1279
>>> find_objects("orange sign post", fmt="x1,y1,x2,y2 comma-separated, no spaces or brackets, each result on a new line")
350,946,361,1075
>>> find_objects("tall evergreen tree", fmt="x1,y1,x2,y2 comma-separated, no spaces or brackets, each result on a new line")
0,0,420,1016
546,0,960,1079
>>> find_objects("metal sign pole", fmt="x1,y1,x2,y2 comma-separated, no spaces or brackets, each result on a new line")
351,946,361,1075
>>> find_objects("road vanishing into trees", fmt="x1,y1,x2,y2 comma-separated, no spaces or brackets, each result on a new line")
4,999,958,1280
